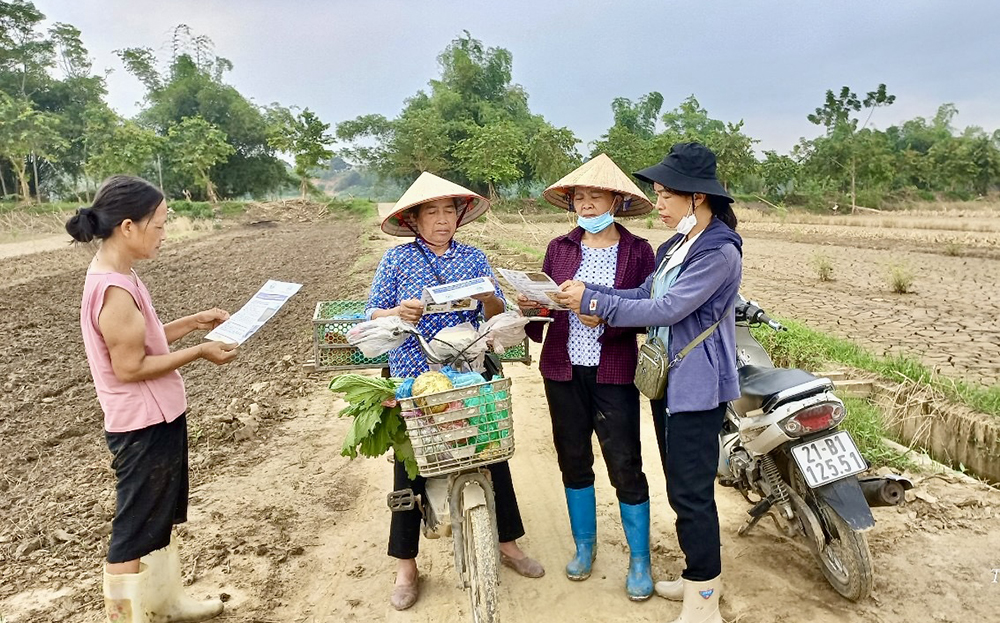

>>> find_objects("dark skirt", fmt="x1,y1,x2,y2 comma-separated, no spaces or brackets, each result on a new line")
105,414,189,563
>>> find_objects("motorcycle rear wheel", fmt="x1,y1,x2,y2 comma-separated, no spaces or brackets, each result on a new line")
784,459,873,601
812,499,874,601
464,504,500,623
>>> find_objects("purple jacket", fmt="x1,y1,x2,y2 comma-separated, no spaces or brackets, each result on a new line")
527,224,655,384
580,218,743,413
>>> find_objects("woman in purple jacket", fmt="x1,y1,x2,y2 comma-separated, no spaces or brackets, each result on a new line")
556,143,741,623
518,154,656,600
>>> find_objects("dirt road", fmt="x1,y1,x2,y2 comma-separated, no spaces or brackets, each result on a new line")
1,211,998,622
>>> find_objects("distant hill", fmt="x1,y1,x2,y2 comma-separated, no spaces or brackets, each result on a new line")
314,157,404,201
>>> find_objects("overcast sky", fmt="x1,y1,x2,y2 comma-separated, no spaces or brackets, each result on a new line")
33,0,1000,155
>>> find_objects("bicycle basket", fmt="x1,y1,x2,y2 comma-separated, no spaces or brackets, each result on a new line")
397,377,515,477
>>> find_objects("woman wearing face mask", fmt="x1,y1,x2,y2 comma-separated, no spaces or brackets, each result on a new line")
517,154,656,600
554,143,742,623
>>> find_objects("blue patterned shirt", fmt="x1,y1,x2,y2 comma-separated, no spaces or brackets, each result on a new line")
365,238,504,378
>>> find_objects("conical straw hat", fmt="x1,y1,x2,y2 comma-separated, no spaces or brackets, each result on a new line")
542,153,654,217
379,172,490,237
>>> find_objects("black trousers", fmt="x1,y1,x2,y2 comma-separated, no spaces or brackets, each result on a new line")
388,458,525,559
544,366,649,505
651,399,726,581
105,414,189,563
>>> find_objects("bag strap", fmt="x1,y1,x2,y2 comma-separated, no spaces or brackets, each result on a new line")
651,238,685,285
411,240,445,284
669,306,733,368
646,238,686,341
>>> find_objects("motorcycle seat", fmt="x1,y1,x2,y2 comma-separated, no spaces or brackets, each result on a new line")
738,366,829,411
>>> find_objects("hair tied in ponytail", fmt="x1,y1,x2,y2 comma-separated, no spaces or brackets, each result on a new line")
65,175,163,243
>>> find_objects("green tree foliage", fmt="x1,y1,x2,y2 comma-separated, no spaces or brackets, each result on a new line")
801,84,896,211
83,106,165,185
526,123,581,185
610,92,663,139
760,151,800,199
165,116,234,203
266,105,335,197
0,0,52,98
0,92,64,200
593,94,758,191
0,0,106,200
117,25,290,199
337,31,580,196
453,121,525,198
590,85,1000,209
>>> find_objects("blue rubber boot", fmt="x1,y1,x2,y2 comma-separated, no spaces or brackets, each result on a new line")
564,486,597,580
620,500,654,601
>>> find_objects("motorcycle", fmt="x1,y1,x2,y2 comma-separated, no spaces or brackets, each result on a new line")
352,314,548,623
718,295,911,601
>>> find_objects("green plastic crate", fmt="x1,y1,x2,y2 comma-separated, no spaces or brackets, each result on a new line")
313,300,389,371
312,300,531,371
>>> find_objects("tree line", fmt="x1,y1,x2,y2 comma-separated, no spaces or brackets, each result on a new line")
0,1,332,203
2,1,998,210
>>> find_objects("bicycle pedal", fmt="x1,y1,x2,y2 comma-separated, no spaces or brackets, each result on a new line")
387,488,416,512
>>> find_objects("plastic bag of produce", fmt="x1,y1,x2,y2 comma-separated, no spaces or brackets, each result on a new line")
440,366,486,388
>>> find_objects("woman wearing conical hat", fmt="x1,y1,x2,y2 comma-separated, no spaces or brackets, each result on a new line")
554,143,743,623
366,172,545,611
517,154,656,600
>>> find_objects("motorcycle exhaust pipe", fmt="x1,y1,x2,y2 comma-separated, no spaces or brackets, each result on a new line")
859,475,913,507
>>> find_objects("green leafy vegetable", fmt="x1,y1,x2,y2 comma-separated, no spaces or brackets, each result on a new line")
328,375,419,478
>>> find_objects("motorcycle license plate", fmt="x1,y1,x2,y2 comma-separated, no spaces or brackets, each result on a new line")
791,431,868,488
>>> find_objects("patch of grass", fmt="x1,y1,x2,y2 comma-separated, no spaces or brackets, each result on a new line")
499,239,544,260
168,200,252,219
0,201,79,215
217,201,249,217
943,242,962,256
168,200,215,219
943,189,973,202
812,253,834,281
839,397,913,470
887,262,914,294
644,214,655,229
326,197,376,218
751,318,1000,418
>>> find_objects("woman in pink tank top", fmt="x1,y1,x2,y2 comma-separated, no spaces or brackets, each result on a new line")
67,175,239,623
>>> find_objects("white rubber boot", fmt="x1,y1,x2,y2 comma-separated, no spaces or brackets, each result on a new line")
654,577,684,601
142,538,224,623
104,565,150,623
668,576,723,623
656,576,724,602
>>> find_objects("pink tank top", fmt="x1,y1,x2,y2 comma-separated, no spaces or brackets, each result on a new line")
80,270,187,432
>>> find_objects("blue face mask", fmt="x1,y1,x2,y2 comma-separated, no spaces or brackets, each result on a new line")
577,211,615,234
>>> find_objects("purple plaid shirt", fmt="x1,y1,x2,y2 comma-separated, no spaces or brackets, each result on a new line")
526,224,655,384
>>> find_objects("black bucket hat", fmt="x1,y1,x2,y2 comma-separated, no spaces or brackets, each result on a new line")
634,142,734,203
